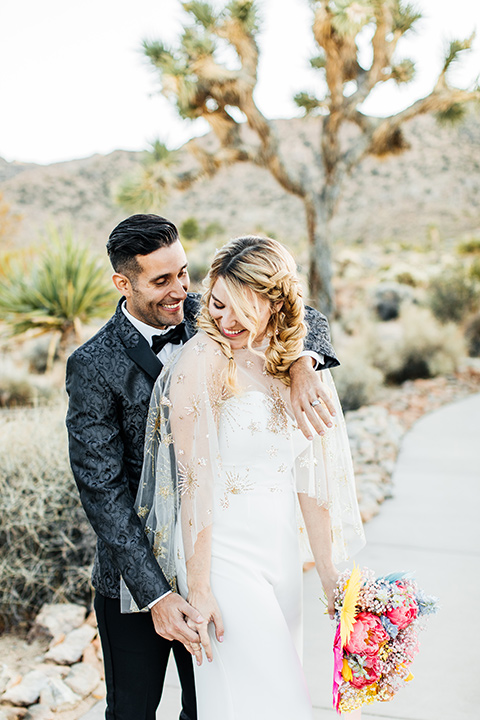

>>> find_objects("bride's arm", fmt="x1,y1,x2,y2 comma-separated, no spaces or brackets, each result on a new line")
297,493,338,619
185,527,224,664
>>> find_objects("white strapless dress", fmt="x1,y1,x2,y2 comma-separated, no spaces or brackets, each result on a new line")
176,391,313,720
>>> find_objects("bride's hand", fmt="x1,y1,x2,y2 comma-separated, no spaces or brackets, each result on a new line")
187,587,224,664
318,565,339,620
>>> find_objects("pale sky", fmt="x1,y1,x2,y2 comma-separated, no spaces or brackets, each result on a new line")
1,0,479,165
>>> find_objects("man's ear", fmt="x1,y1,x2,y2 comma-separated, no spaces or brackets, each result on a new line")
112,272,131,298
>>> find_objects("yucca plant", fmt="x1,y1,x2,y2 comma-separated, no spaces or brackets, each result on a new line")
0,227,117,367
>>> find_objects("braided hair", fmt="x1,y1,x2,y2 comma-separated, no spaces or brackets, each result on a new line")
198,236,306,391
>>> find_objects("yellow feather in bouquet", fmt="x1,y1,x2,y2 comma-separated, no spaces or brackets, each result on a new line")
340,563,362,647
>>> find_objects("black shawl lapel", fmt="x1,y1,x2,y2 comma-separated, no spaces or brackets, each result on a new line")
113,300,163,381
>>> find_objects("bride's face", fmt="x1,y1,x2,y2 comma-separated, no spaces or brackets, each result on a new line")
209,277,271,349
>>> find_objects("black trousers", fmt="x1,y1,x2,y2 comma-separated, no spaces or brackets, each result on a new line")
94,593,197,720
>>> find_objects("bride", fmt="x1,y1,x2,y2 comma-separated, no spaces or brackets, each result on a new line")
125,235,365,718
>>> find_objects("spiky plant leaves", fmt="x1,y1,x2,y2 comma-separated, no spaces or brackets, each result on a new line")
0,228,117,345
182,26,216,60
294,92,322,115
330,0,374,37
391,58,415,84
310,54,327,70
392,1,422,35
183,1,218,30
442,35,475,73
225,0,259,35
435,102,468,127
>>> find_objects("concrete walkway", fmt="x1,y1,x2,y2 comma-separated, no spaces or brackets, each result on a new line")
81,393,480,720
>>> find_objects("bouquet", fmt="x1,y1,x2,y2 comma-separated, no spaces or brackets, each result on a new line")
332,565,438,714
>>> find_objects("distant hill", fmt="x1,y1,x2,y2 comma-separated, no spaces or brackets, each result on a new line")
2,112,480,252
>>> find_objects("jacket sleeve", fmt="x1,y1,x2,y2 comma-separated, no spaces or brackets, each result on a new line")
303,305,340,369
65,352,171,609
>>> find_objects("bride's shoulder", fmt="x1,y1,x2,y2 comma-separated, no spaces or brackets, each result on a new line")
177,330,228,370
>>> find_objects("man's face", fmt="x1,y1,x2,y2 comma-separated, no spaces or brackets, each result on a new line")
116,241,189,328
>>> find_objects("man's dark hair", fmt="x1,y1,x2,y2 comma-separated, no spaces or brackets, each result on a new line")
107,214,179,277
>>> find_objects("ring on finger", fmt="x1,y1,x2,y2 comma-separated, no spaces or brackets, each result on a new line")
311,399,321,407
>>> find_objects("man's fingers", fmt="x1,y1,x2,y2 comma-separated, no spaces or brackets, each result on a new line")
180,598,204,625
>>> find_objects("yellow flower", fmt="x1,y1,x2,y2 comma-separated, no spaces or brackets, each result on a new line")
340,563,362,647
342,658,353,681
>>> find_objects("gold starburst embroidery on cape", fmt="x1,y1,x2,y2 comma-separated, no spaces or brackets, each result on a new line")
161,433,174,447
248,420,261,435
137,505,149,519
266,385,289,435
267,445,278,458
221,470,254,508
160,395,172,407
153,525,170,559
207,371,229,424
156,485,173,499
178,462,199,497
176,373,185,384
194,342,206,354
185,395,201,421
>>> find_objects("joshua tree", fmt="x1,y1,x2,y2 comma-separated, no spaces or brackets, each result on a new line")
0,227,117,367
120,0,479,314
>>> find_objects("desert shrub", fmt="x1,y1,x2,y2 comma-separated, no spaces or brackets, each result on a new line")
427,266,480,324
373,306,464,384
465,312,480,357
25,337,61,374
371,282,414,321
0,405,95,630
0,360,55,408
180,217,201,241
332,358,384,412
457,237,480,255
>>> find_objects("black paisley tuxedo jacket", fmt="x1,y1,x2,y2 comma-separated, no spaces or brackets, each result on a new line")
65,294,339,610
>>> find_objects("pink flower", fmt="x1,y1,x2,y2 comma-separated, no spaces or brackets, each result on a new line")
387,585,418,629
345,612,389,657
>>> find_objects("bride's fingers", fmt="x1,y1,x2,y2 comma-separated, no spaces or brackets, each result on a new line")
197,622,213,663
212,609,225,643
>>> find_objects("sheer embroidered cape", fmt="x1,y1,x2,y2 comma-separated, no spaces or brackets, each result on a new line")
121,331,365,612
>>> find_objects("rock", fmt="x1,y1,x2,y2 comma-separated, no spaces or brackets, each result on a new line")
91,681,106,700
44,625,97,665
38,677,80,711
1,671,49,706
0,665,13,695
82,644,103,677
30,604,87,646
63,663,101,699
23,706,53,720
0,708,27,720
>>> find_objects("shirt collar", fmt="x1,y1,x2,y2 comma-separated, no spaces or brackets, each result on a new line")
121,301,175,347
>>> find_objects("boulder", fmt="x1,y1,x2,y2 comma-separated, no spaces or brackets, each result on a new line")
30,605,86,646
23,706,53,720
44,625,96,665
64,663,101,699
0,665,13,695
1,671,49,706
38,677,80,711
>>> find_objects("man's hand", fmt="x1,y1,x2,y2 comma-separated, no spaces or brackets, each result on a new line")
151,592,204,652
289,356,336,440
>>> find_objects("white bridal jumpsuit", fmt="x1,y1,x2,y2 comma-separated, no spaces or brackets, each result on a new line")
127,332,365,720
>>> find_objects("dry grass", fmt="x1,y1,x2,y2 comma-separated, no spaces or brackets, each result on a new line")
0,404,95,630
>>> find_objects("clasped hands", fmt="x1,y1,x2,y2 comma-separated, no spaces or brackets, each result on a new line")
151,588,223,666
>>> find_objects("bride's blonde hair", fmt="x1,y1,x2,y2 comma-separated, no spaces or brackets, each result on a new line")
198,235,306,391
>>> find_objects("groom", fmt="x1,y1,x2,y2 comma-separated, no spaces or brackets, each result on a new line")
65,214,339,720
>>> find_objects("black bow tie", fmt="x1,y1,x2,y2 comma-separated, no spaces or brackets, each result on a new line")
151,323,185,354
